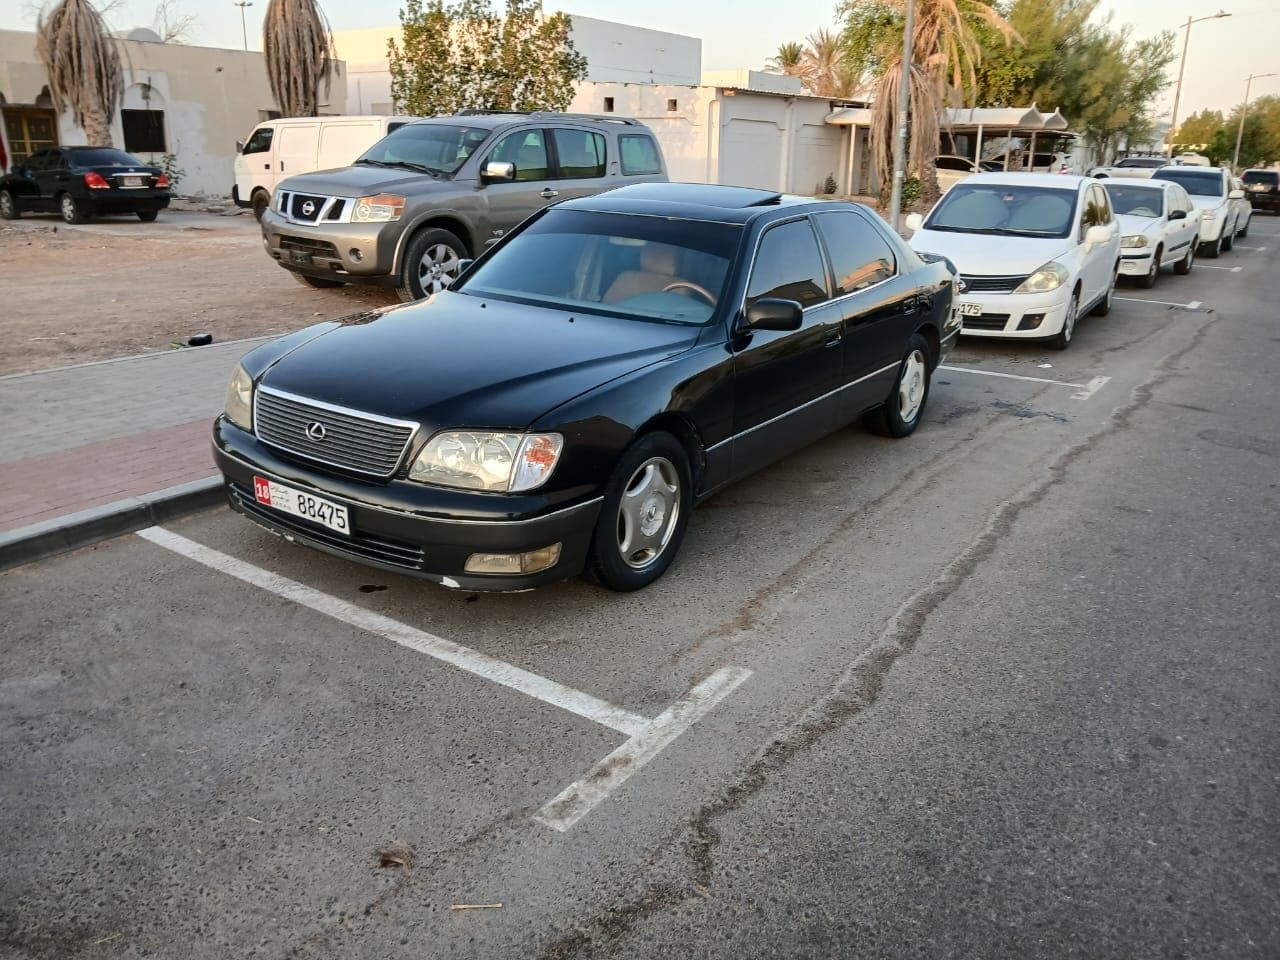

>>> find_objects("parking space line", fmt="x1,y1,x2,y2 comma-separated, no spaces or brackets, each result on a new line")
1232,245,1267,251
136,526,651,737
1115,297,1202,309
534,666,753,832
938,365,1110,400
1195,265,1242,272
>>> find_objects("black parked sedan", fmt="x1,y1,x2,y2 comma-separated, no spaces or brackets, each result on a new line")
0,146,171,223
214,183,957,591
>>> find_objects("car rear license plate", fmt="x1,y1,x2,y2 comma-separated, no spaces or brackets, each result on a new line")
253,476,349,535
122,176,144,187
289,250,313,264
959,302,983,317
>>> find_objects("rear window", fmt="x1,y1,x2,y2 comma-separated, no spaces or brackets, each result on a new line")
66,147,139,166
1154,168,1224,197
1242,170,1278,185
619,135,662,175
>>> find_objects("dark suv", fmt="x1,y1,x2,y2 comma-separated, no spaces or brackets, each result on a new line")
260,111,668,301
1242,169,1279,213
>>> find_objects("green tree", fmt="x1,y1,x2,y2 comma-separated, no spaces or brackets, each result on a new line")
1173,108,1225,151
1218,95,1280,168
389,0,586,116
766,41,806,76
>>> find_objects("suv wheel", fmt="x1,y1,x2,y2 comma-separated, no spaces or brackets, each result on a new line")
0,189,18,219
398,228,467,302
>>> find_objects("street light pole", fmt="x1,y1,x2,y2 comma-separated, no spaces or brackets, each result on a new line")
234,1,253,53
1167,9,1231,156
887,0,915,232
1233,72,1278,171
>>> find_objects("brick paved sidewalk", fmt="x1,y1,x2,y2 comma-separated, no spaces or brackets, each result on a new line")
0,338,268,536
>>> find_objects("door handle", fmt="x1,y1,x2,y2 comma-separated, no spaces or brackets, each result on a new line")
263,163,269,170
824,327,842,347
540,188,559,200
279,161,284,172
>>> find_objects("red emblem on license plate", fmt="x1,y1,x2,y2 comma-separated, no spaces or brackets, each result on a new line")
253,476,272,505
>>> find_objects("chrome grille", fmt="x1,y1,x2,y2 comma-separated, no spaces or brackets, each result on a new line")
253,387,417,478
958,274,1029,294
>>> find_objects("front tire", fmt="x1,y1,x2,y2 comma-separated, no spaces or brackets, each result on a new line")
397,227,467,302
1174,242,1195,275
59,193,88,224
1091,267,1117,316
864,334,932,438
251,190,270,221
584,432,692,592
1141,245,1162,288
0,189,19,219
1237,215,1249,239
1202,234,1222,258
1049,290,1080,351
1221,222,1235,251
291,272,345,289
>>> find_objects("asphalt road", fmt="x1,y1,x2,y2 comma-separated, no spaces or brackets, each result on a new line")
2,221,1278,959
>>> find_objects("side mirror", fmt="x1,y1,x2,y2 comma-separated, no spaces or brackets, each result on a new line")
236,139,245,153
481,160,515,184
1083,224,1113,246
1168,208,1186,221
1228,188,1245,200
904,212,925,231
740,298,803,333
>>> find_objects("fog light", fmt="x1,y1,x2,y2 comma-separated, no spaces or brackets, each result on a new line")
1017,313,1045,331
464,543,562,575
349,248,363,262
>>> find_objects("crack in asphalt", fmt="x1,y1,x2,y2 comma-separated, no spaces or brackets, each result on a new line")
536,315,1218,960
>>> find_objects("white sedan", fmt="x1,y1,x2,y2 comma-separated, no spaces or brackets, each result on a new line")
905,173,1121,350
1102,179,1200,287
1152,166,1251,258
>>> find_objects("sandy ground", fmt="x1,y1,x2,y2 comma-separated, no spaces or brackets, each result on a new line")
0,211,397,376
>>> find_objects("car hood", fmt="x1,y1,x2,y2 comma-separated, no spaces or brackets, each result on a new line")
1188,195,1228,214
908,230,1073,275
258,292,700,432
277,164,460,197
1115,213,1163,236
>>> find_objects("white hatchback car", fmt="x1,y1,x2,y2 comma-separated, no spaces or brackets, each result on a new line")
1102,179,1200,287
1151,166,1251,258
905,173,1120,349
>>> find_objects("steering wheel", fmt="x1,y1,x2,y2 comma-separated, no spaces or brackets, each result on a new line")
662,280,717,306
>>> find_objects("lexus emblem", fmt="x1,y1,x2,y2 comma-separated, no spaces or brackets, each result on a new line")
957,278,968,293
305,421,327,442
301,200,316,217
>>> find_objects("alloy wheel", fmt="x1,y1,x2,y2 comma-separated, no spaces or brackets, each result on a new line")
1062,296,1077,344
898,349,927,423
616,457,681,570
417,243,461,295
0,192,13,218
61,195,76,222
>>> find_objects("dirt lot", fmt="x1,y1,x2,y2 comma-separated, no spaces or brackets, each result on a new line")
0,212,397,376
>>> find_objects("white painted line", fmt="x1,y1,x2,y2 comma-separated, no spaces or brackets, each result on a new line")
1232,245,1266,251
1115,297,1202,309
136,526,650,737
1194,265,1242,272
534,666,753,832
938,364,1110,400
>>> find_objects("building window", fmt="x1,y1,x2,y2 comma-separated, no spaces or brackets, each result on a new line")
603,97,615,113
3,107,59,162
666,98,678,112
122,109,167,154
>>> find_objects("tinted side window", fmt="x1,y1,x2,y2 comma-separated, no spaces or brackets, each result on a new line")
619,134,662,175
243,126,273,154
24,150,49,171
813,211,896,296
489,129,549,181
746,219,829,309
935,157,971,171
552,129,606,178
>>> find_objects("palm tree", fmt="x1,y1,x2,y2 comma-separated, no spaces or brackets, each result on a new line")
804,28,860,99
35,0,122,147
263,0,334,117
767,41,806,78
855,0,1016,203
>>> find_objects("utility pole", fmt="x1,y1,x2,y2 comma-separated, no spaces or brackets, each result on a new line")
1166,9,1231,156
887,0,915,232
234,1,253,53
1233,72,1277,171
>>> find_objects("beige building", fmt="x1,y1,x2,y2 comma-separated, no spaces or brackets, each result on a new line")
0,28,348,196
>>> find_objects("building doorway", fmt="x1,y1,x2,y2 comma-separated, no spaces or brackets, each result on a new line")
3,108,59,163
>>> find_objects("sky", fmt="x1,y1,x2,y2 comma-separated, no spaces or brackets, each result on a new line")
4,0,1278,122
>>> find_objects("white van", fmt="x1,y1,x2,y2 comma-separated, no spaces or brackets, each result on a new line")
232,116,415,218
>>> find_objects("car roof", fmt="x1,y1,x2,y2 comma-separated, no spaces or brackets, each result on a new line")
1153,166,1223,176
955,172,1086,189
1102,178,1166,189
558,182,825,224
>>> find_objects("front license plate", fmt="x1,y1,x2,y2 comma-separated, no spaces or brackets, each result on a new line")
253,476,349,535
288,250,313,264
958,302,983,317
122,176,144,188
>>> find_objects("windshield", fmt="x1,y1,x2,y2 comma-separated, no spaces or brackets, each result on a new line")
1104,184,1164,218
459,209,742,326
67,147,140,167
1155,169,1224,197
924,183,1078,238
356,123,491,176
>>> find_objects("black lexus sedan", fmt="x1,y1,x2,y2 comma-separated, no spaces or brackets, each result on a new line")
213,183,957,591
0,146,171,223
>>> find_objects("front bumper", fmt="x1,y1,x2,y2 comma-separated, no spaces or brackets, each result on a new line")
260,209,402,285
952,288,1072,340
213,418,602,590
1117,249,1154,276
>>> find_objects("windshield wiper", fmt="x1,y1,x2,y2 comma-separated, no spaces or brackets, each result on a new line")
353,158,392,167
381,160,444,177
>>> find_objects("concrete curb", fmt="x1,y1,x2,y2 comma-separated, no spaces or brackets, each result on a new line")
0,476,225,572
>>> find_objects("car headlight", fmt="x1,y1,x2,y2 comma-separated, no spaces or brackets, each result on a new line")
1013,261,1070,294
352,193,406,223
409,432,563,492
1121,235,1148,248
223,364,254,431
